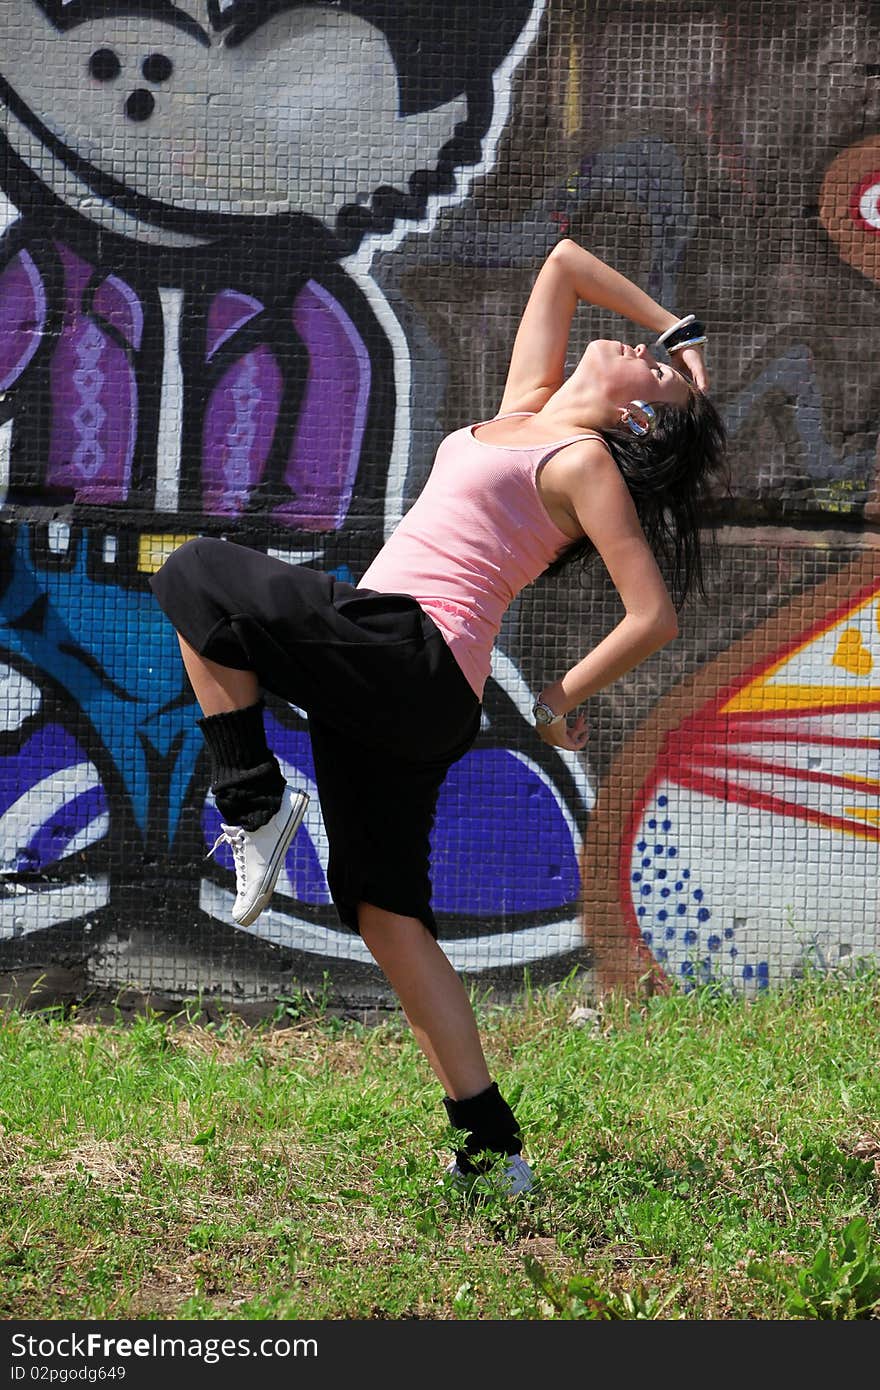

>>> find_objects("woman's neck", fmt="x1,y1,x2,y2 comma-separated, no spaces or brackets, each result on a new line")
534,381,610,435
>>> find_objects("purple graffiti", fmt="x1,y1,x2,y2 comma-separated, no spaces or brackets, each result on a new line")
1,239,374,525
432,749,580,914
0,722,109,872
206,291,264,362
46,245,137,503
0,248,47,391
280,280,371,530
202,277,371,526
202,345,284,516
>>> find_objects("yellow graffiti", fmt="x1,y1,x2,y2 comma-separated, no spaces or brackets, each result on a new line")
138,533,197,574
565,36,581,138
723,587,880,713
844,807,880,826
832,627,874,676
812,478,870,514
725,683,880,712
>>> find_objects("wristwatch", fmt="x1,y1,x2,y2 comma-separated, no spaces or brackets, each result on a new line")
532,699,564,727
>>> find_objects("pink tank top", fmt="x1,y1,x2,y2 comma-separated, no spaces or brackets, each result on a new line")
359,414,602,698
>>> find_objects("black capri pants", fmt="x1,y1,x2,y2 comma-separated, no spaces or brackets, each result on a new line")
150,538,481,937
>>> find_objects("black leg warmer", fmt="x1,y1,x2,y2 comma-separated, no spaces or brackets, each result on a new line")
197,700,285,830
443,1080,523,1174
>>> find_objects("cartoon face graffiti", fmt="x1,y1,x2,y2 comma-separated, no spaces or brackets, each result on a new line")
0,0,544,524
0,1,536,251
0,0,543,529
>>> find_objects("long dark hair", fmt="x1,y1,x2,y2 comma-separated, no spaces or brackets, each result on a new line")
544,389,729,608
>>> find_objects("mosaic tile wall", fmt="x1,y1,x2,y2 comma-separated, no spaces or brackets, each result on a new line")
0,1,877,1009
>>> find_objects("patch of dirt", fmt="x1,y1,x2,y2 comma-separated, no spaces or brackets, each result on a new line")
846,1131,880,1178
1,1135,205,1192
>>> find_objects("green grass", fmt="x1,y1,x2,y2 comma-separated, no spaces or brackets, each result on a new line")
1,965,879,1319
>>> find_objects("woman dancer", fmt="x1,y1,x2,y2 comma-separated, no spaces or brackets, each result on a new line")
151,236,725,1195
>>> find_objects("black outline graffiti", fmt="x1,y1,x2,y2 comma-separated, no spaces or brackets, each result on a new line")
34,1,210,45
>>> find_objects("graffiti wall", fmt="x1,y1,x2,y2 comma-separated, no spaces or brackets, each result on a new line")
0,0,877,1010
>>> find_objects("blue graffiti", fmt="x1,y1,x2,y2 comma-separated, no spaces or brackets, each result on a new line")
0,525,199,842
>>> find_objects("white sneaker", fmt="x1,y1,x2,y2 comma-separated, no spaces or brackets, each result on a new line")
445,1153,534,1197
208,786,309,927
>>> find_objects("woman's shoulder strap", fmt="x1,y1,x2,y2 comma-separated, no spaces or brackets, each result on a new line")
479,410,536,424
540,430,611,461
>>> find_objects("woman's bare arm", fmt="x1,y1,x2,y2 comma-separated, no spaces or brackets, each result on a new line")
532,442,679,751
499,238,707,416
497,247,580,416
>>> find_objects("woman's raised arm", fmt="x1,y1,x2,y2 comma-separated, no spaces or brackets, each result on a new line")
497,242,581,416
498,238,708,415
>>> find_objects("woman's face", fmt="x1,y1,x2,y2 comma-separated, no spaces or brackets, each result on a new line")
584,339,693,412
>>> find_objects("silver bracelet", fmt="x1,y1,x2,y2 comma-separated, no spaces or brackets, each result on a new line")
656,314,695,347
667,334,708,353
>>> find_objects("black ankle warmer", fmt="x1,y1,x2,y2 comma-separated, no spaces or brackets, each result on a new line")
443,1080,523,1174
198,701,285,830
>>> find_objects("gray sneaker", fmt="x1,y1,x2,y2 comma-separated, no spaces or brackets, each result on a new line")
445,1153,534,1197
208,786,309,927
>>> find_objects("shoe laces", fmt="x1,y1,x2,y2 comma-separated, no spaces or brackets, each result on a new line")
205,825,248,889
